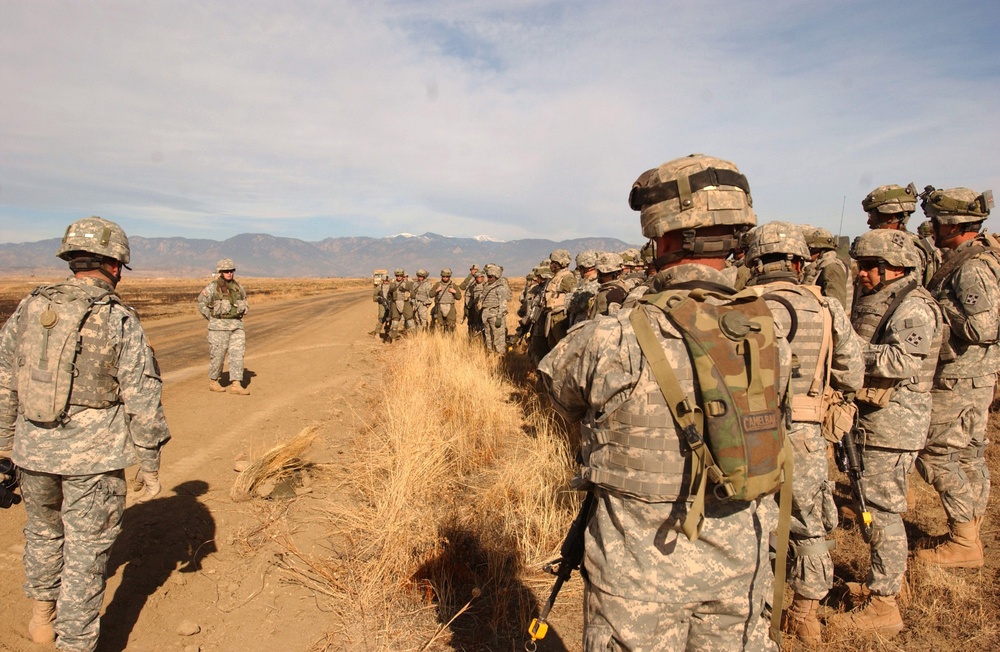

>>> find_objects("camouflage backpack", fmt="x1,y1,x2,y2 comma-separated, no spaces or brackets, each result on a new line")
14,282,121,423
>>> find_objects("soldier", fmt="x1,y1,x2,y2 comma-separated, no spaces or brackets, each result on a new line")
529,249,577,364
373,276,391,338
801,226,850,309
539,154,789,651
588,252,629,318
830,229,942,636
566,250,599,327
0,217,170,650
197,258,250,394
459,264,479,291
862,183,941,286
745,222,864,644
431,269,462,332
386,268,416,341
914,186,1000,568
479,264,509,354
412,269,434,330
731,227,754,291
464,268,486,338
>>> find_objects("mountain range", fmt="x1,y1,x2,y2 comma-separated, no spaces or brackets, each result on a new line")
0,232,640,278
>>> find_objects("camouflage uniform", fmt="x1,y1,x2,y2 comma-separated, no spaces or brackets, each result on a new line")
412,273,434,330
0,218,169,652
197,267,249,387
430,272,462,332
530,251,577,363
479,265,509,354
540,155,788,652
802,249,849,310
745,223,864,610
386,272,417,341
852,269,942,595
541,265,788,652
373,279,391,333
464,273,486,337
566,251,600,327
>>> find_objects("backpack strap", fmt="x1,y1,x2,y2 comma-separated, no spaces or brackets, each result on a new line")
628,303,723,541
769,439,794,646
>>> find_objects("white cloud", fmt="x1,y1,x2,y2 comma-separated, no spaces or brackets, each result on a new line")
1,0,998,245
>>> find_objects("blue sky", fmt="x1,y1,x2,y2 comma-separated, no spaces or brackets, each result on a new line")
2,0,998,245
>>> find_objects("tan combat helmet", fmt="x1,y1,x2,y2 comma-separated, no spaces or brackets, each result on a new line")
596,252,624,275
850,229,920,269
800,226,837,252
920,186,993,225
745,221,810,279
416,268,428,278
216,258,236,272
549,249,571,268
575,250,598,269
57,216,131,265
863,183,918,228
440,268,453,278
484,263,502,278
629,154,755,264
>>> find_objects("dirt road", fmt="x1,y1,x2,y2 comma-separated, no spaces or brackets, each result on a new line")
0,287,380,652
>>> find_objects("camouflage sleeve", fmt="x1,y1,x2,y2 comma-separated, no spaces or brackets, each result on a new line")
237,281,249,316
197,283,215,320
828,297,864,393
819,260,848,309
941,259,1000,345
865,296,937,380
559,273,579,294
0,301,25,449
452,285,462,301
116,308,170,471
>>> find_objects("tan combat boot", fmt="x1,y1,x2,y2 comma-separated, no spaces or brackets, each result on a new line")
228,383,250,395
782,594,822,645
832,594,903,637
916,520,983,568
209,379,226,392
28,599,56,643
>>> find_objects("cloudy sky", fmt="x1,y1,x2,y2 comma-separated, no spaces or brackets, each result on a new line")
2,0,998,246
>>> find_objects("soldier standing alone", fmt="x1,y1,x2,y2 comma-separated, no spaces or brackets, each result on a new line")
0,217,170,650
198,258,250,394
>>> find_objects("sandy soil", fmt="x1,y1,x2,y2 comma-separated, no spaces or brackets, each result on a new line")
0,286,382,652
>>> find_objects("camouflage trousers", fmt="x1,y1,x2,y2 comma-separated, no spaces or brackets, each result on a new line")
917,376,994,523
432,303,458,332
414,303,431,330
207,327,245,384
481,307,507,354
786,424,837,600
582,491,776,652
20,469,126,652
862,447,918,596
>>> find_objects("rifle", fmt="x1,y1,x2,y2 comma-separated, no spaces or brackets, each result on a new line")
835,427,874,543
526,490,596,648
1,458,21,509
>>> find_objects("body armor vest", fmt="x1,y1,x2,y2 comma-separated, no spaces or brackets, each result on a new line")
580,336,693,501
589,280,630,318
763,282,829,423
480,280,505,310
544,268,574,313
802,251,847,286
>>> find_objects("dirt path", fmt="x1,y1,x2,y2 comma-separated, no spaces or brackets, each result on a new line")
0,287,381,652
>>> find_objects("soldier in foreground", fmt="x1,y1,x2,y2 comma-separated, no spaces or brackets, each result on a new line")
431,269,462,332
801,226,849,309
915,186,1000,568
744,222,863,644
831,230,942,636
540,154,788,651
197,258,250,394
0,217,170,651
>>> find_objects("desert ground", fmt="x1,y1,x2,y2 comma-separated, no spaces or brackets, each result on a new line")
0,276,998,652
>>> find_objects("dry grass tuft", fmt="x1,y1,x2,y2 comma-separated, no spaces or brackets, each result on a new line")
230,425,320,502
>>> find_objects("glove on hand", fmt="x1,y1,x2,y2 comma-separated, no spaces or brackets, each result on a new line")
494,317,503,328
133,470,161,503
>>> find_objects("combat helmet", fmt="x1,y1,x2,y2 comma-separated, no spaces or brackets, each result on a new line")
746,221,810,264
850,230,920,269
416,268,428,278
440,268,453,278
917,220,934,239
57,216,131,264
484,263,502,278
549,249,571,267
619,248,640,267
629,154,755,238
394,268,405,276
216,258,236,272
801,226,837,251
575,250,598,269
863,183,918,227
595,252,624,275
920,186,993,225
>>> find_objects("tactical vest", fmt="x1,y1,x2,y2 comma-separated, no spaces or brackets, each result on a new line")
853,277,939,392
763,282,830,423
543,268,574,313
413,279,433,305
211,279,244,318
479,280,506,310
589,279,630,319
14,282,122,423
